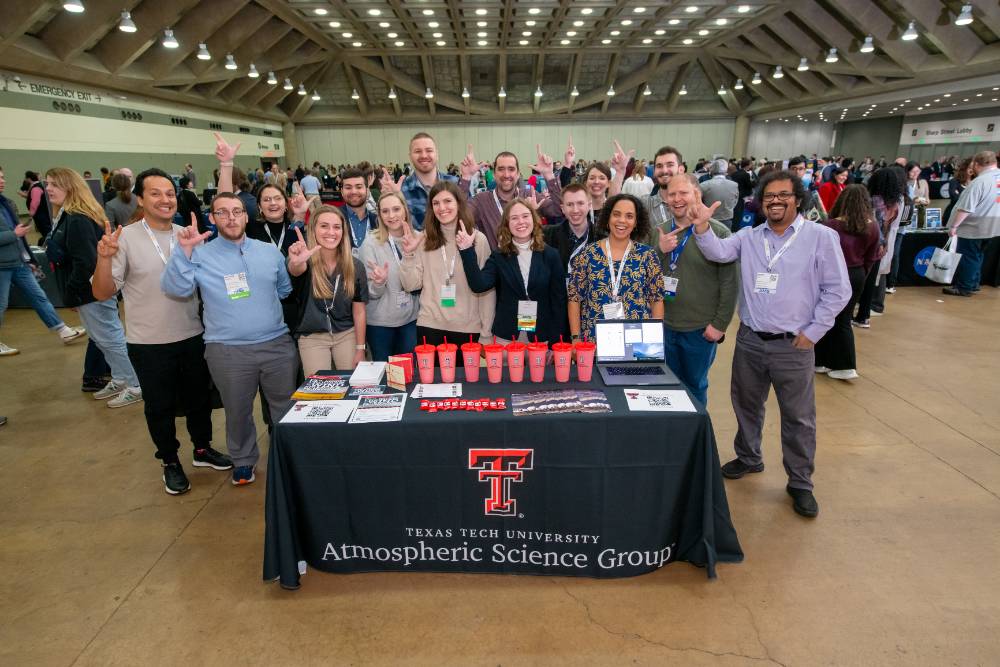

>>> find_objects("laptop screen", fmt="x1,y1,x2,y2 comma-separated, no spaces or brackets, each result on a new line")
594,320,665,363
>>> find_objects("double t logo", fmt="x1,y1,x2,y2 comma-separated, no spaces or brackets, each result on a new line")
468,449,534,517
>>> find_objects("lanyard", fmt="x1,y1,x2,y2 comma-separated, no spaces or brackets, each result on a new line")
763,222,801,271
441,246,457,285
568,227,589,268
492,189,506,215
387,237,403,266
604,239,632,299
141,220,176,265
348,209,368,248
323,275,341,334
514,242,532,299
265,223,285,250
668,224,693,272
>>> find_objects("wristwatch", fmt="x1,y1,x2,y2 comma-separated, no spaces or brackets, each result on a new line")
571,334,580,342
355,344,366,350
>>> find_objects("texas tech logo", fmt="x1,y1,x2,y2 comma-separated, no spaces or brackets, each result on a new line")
468,449,534,517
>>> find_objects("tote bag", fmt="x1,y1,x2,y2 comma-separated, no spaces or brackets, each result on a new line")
924,236,962,284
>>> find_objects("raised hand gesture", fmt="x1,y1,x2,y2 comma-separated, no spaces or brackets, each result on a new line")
610,139,635,176
213,132,240,163
399,223,422,255
287,227,321,268
522,189,541,211
97,221,123,258
177,212,212,258
289,182,317,219
531,144,555,180
564,134,576,167
455,225,475,250
379,168,405,194
366,260,390,285
684,199,721,232
460,144,478,180
659,226,682,254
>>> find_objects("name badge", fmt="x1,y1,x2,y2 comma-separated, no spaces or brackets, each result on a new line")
440,283,456,308
395,291,411,308
663,276,679,300
516,300,538,332
602,301,625,319
224,272,251,300
754,272,779,294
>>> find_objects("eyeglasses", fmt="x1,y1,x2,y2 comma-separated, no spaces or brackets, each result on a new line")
761,192,795,202
212,208,245,220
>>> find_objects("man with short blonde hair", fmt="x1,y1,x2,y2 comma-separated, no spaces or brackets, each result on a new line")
944,151,999,296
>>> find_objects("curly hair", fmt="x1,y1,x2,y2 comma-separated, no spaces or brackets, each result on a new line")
754,169,807,213
595,193,650,242
828,184,873,236
867,167,905,203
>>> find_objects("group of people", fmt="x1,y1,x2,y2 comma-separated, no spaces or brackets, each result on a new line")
3,128,998,523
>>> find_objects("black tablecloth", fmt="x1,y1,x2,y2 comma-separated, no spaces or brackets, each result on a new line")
898,231,1000,287
263,369,743,589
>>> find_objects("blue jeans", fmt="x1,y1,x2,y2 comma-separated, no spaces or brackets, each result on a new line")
78,298,140,388
367,321,417,361
664,326,718,406
954,237,988,292
0,263,63,330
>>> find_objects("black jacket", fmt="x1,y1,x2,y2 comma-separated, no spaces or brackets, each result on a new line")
51,212,103,307
543,219,605,271
460,245,567,343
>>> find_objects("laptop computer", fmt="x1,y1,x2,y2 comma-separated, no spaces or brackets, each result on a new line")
595,319,681,387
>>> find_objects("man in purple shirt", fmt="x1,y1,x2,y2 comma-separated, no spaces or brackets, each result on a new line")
687,170,850,518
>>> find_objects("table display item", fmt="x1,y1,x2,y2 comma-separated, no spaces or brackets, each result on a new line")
280,400,357,424
511,389,612,416
388,353,414,383
347,393,406,423
419,398,506,412
415,339,436,384
574,339,596,382
623,389,697,413
437,338,458,383
507,341,526,382
484,338,504,384
386,363,406,391
551,338,572,383
410,383,462,398
461,336,482,383
527,340,548,383
349,361,386,386
291,374,349,400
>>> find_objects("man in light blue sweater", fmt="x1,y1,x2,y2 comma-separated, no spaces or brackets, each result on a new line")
162,192,297,487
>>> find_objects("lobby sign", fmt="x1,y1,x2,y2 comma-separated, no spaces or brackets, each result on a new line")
899,117,998,145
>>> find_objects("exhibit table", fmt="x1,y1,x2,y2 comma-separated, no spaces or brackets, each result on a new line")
898,228,1000,287
263,370,743,589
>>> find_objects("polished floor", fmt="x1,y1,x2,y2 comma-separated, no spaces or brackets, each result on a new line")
1,285,998,666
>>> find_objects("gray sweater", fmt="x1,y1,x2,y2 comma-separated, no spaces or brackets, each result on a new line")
358,232,420,327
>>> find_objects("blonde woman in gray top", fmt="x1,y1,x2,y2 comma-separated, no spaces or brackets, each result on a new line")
358,192,420,360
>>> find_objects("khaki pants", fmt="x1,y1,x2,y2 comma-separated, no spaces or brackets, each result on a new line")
298,329,358,375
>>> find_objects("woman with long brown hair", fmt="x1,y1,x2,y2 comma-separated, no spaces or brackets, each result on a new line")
815,184,881,380
46,167,142,406
287,205,368,375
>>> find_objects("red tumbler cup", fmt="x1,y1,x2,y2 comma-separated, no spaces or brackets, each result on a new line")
527,341,548,383
415,343,436,384
437,340,458,383
484,342,504,383
506,341,527,383
552,341,573,382
461,340,482,383
573,340,596,382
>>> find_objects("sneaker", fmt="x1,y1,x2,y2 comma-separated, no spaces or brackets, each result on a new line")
59,326,86,344
871,310,884,316
232,465,256,486
0,415,7,426
852,320,870,329
827,369,859,380
81,376,107,392
814,366,831,373
942,287,972,297
107,386,143,408
885,287,896,294
0,342,19,356
193,447,233,471
162,462,191,495
93,380,124,400
721,458,765,479
787,485,819,518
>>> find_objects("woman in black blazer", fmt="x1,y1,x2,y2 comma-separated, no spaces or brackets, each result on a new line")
457,198,567,344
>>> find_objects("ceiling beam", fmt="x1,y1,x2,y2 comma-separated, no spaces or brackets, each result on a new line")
342,62,370,117
188,7,272,78
91,0,206,74
532,53,545,113
498,53,507,114
382,56,403,116
254,0,341,53
698,56,741,115
459,53,471,115
600,53,621,115
896,0,982,65
39,0,134,63
826,0,927,73
285,61,335,121
385,0,428,51
140,0,250,79
765,16,854,93
666,61,691,113
420,56,436,117
256,63,322,111
716,57,783,105
632,53,660,114
968,0,1000,37
0,2,57,52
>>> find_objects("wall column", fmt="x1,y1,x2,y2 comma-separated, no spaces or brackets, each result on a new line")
732,114,750,158
283,122,300,167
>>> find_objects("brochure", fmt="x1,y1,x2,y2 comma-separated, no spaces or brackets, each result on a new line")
623,389,697,413
348,394,406,424
290,374,349,400
410,383,463,398
280,400,357,424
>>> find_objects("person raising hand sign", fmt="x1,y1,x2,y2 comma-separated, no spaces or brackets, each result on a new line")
455,225,475,251
176,212,213,259
398,222,422,255
96,220,124,258
287,226,322,271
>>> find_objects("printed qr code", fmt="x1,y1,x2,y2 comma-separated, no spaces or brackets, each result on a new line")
308,407,333,417
647,396,673,407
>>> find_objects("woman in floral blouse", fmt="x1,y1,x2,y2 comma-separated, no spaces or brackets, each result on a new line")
567,193,666,341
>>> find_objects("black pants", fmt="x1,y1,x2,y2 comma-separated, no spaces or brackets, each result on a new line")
83,339,110,380
816,266,865,371
854,264,880,322
416,325,480,366
127,334,214,464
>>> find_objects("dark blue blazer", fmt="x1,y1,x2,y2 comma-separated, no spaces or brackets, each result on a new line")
460,244,567,343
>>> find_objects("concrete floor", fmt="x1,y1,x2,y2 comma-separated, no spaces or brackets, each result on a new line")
1,286,998,666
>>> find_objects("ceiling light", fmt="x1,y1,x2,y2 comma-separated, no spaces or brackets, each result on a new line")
522,30,532,36
634,7,646,13
571,86,580,97
479,40,488,46
519,39,528,45
328,21,340,28
428,21,439,28
752,72,761,84
297,84,307,95
162,29,179,48
698,29,709,36
902,21,918,41
797,57,809,71
734,78,744,90
716,18,727,25
395,41,404,46
118,10,136,33
582,8,593,15
433,32,443,38
351,88,359,100
224,53,237,70
669,18,680,25
655,29,665,35
388,31,398,38
685,6,699,13
461,87,470,98
560,39,570,45
566,31,577,36
422,9,434,16
248,63,259,78
573,20,584,27
610,30,620,36
368,8,381,16
738,5,751,13
476,8,488,16
388,87,397,99
943,93,950,97
267,71,277,85
477,21,487,27
342,32,352,38
679,85,688,95
602,39,611,44
283,78,293,90
311,90,320,101
963,98,969,102
534,86,543,97
955,5,974,26
436,40,446,46
621,19,633,26
477,31,487,37
643,84,652,96
63,0,85,12
379,22,390,28
424,87,434,98
717,84,726,95
934,98,940,102
826,47,839,63
607,85,616,96
529,8,541,15
682,38,693,45
196,43,211,60
860,35,874,53
642,38,652,44
498,86,507,98
773,65,784,79
353,42,363,47
313,8,327,16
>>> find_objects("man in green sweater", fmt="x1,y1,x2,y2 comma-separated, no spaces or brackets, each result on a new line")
645,174,738,405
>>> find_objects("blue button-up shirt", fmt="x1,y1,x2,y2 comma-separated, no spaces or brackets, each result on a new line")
694,216,851,343
400,171,458,231
343,205,378,249
161,235,291,345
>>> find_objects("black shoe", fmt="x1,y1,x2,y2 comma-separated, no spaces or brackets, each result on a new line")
163,462,191,495
192,446,233,471
942,287,972,297
0,415,6,426
786,485,819,518
81,376,107,392
721,458,765,479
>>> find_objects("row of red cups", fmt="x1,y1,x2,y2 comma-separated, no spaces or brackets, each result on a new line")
414,338,596,385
